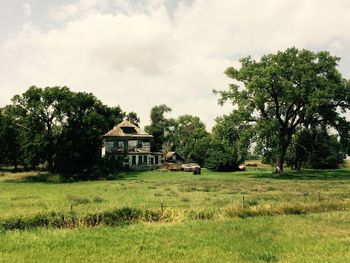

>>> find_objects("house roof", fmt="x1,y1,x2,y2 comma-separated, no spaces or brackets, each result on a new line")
165,151,184,161
103,119,153,138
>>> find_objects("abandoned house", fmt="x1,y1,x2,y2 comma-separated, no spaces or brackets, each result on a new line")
102,120,162,170
165,151,185,164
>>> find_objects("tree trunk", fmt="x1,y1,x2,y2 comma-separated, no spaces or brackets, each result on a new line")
275,141,289,174
275,151,285,174
296,160,302,170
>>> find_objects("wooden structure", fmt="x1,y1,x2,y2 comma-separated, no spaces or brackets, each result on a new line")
165,151,185,165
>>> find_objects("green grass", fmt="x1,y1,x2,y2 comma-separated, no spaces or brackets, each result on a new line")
0,166,349,262
0,212,349,262
0,167,349,219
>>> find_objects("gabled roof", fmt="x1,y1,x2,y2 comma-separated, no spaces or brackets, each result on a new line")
104,120,153,138
165,151,184,161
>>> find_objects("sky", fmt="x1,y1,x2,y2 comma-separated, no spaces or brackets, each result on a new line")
1,0,350,130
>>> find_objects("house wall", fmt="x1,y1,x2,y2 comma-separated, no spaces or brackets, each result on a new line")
102,137,161,171
104,138,151,154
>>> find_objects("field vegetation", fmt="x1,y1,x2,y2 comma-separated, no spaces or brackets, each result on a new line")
0,164,349,262
0,165,349,221
0,163,349,261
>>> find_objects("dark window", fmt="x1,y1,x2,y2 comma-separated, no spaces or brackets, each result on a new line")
138,156,142,165
143,156,147,164
137,140,142,148
121,127,137,134
132,156,136,165
155,156,159,165
150,157,154,165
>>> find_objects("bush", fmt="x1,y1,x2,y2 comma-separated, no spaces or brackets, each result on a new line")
205,139,240,171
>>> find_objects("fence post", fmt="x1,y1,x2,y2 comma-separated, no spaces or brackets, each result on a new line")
242,195,245,209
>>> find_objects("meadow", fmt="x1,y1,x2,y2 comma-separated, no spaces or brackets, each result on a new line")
0,164,349,262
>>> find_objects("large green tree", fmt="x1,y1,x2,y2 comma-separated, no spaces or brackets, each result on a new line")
11,86,71,170
55,91,124,176
7,86,124,175
172,114,209,165
145,104,174,152
205,113,252,171
216,48,350,173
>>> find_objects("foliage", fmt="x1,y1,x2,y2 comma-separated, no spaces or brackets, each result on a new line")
126,111,140,127
205,138,240,171
205,113,252,171
171,114,209,165
286,127,345,169
54,91,124,176
215,47,350,173
285,128,313,169
0,106,22,169
0,86,124,176
308,130,345,169
145,104,174,152
11,86,72,170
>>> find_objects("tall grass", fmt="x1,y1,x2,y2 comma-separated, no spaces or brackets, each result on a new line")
1,199,349,231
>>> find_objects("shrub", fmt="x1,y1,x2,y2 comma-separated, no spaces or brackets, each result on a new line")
205,139,240,171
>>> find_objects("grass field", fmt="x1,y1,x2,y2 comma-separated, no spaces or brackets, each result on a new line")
0,165,349,262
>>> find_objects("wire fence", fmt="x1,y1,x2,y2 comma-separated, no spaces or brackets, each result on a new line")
95,190,350,211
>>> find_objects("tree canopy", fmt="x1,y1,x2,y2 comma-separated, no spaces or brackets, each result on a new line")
145,104,174,152
171,114,209,165
215,47,350,173
0,86,124,177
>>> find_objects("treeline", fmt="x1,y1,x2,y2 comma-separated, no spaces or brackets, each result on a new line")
144,105,251,171
1,48,350,177
0,88,249,175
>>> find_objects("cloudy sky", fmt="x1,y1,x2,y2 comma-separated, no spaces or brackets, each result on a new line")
1,0,350,130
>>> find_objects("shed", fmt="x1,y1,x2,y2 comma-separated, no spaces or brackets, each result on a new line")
165,151,185,164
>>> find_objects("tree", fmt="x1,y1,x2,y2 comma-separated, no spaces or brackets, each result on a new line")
205,113,252,171
54,92,124,176
215,48,350,173
145,104,174,152
308,128,345,169
126,112,140,127
0,106,22,169
11,86,71,170
172,115,209,165
285,128,313,170
8,86,124,176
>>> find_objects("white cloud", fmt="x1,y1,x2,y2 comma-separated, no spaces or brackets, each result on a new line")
23,2,32,17
2,0,350,129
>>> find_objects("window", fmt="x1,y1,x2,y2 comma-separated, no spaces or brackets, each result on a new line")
143,156,147,164
137,140,142,148
138,156,142,165
150,157,154,165
128,140,137,151
132,156,136,165
121,127,137,134
155,156,159,165
117,141,124,152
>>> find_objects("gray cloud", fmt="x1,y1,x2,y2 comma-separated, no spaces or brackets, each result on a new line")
23,2,32,17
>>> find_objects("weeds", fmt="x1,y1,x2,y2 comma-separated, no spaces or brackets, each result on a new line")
92,196,105,203
1,200,348,231
67,195,91,204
